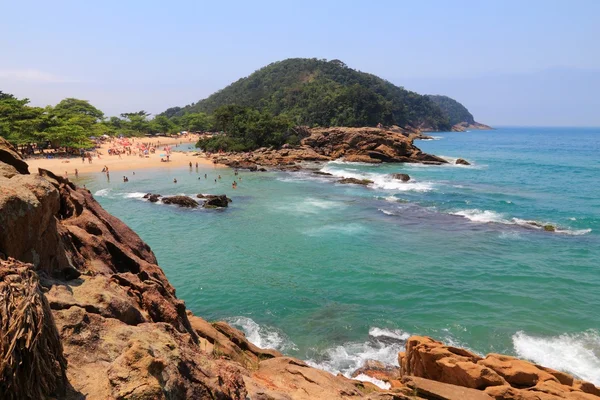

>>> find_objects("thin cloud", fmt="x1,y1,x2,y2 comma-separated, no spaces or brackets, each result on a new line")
0,68,78,83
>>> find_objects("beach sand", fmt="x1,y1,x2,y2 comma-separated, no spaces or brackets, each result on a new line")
25,135,218,176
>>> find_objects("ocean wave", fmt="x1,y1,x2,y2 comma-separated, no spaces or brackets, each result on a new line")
94,188,112,197
306,327,409,389
513,330,600,385
353,373,391,389
452,209,592,236
122,192,148,199
321,165,434,192
224,316,297,352
378,208,396,216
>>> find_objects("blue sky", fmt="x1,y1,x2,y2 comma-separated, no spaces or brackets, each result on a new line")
1,0,599,126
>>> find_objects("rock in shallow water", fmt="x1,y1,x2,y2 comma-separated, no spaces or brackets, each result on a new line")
392,173,411,182
456,158,471,165
161,195,199,208
338,177,374,185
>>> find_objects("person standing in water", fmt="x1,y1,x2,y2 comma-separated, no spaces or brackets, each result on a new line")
74,169,78,177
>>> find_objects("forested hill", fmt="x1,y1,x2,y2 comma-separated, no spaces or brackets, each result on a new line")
167,58,460,130
426,95,475,126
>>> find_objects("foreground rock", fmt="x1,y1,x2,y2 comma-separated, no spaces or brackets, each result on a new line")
399,336,600,400
210,126,449,170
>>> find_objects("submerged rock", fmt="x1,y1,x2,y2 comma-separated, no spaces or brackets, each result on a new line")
313,171,333,176
456,158,471,165
338,177,373,185
392,173,411,182
161,195,199,208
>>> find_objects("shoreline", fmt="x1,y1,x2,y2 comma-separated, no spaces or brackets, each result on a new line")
24,135,224,176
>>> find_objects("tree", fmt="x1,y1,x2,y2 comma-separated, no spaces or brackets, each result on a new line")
151,115,176,134
53,98,104,121
0,94,45,145
181,112,213,132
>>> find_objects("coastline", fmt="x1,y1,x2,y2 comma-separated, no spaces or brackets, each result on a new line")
25,134,220,176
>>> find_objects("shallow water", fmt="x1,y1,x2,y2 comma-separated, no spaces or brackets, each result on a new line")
79,127,600,384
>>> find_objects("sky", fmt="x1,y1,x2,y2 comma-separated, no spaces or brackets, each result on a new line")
1,0,599,126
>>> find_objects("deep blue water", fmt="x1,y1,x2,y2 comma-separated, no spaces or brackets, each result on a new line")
79,127,600,385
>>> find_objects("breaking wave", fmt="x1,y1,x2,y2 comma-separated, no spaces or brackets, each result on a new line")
452,209,592,235
224,316,297,352
513,330,600,385
321,165,434,192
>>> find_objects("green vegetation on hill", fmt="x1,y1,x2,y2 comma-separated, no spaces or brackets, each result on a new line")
426,95,475,126
169,58,452,130
197,105,297,152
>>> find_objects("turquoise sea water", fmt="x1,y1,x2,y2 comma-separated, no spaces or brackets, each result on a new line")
79,127,600,385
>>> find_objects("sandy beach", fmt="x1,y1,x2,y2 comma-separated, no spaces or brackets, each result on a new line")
25,134,218,176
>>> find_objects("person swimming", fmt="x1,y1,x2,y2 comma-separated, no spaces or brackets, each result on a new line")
174,178,178,183
218,175,221,179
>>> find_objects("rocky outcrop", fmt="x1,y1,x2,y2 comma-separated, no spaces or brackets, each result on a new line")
452,122,494,132
161,195,199,208
456,158,471,165
211,127,449,169
399,336,600,400
197,194,231,208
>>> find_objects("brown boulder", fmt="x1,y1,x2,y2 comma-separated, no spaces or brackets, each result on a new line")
399,336,506,390
456,158,471,165
0,137,29,175
403,376,493,400
344,154,383,163
478,354,558,388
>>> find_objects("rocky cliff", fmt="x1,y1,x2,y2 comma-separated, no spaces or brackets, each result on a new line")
0,137,598,400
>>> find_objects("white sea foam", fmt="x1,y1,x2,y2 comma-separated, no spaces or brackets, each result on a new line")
224,316,297,352
378,209,396,216
453,209,507,224
321,165,434,192
94,188,111,197
306,327,409,388
513,330,600,385
453,210,591,235
369,327,411,341
122,192,147,199
353,374,391,390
